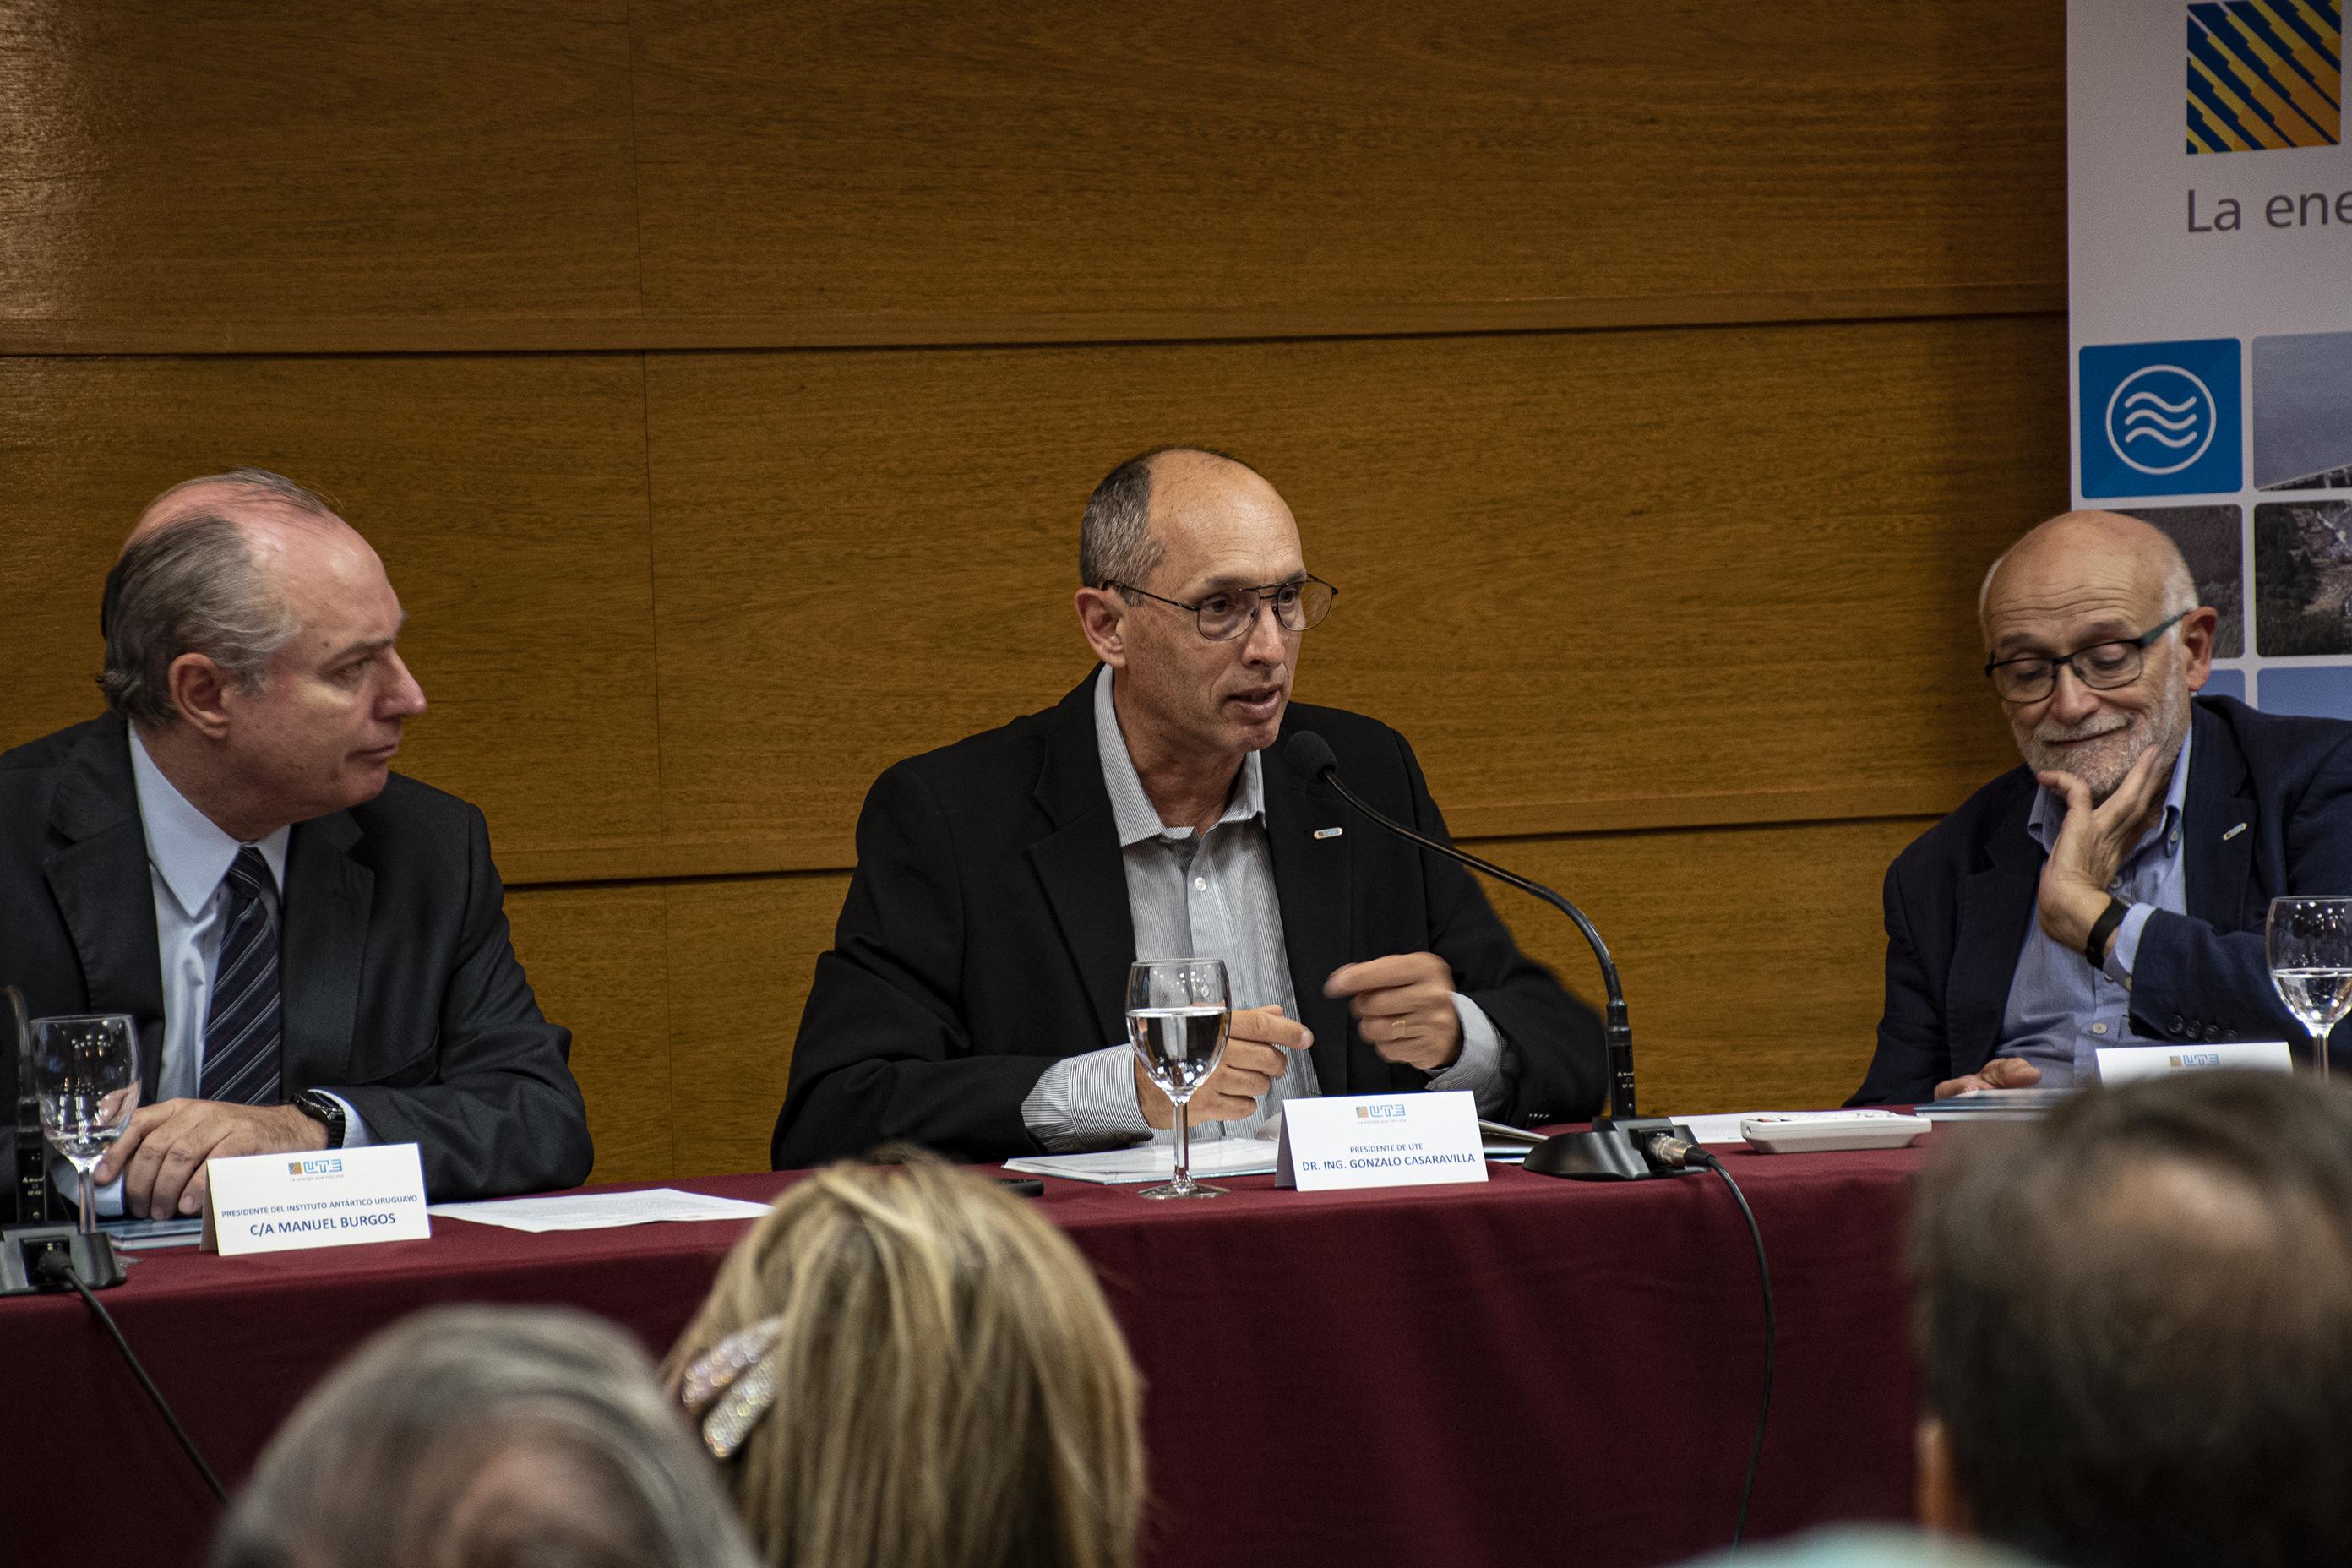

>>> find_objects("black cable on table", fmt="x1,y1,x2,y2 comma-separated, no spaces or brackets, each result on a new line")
37,1251,229,1505
1684,1151,1775,1549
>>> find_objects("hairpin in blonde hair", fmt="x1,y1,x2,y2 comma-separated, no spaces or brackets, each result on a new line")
678,1315,784,1459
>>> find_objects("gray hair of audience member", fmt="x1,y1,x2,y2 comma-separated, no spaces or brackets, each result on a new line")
210,1304,760,1568
99,467,333,727
1909,1070,2352,1568
1077,445,1260,594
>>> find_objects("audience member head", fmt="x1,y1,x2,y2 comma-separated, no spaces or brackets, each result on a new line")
1909,1070,2352,1568
211,1304,758,1568
1977,509,2213,804
101,466,427,841
1073,446,1332,772
666,1154,1145,1568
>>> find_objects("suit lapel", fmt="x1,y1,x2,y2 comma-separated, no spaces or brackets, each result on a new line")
1948,782,2042,1076
279,810,371,1087
2181,703,2257,928
1027,678,1137,1049
42,717,168,1103
1264,767,1354,1097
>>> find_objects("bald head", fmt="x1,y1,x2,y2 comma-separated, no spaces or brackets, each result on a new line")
1979,510,2197,634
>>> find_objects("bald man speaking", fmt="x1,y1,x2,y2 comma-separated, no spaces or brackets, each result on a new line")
1854,510,2352,1105
775,447,1603,1166
0,468,591,1217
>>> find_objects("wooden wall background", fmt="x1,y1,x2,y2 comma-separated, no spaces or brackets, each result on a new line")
0,1,2066,1181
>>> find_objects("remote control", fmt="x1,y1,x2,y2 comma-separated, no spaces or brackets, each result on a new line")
1740,1110,1930,1154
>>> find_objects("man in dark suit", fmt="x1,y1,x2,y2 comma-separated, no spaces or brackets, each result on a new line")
1854,509,2352,1106
1,469,591,1219
775,448,1603,1167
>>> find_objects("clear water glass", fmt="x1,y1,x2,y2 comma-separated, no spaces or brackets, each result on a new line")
33,1014,141,1234
1126,959,1231,1200
2267,897,2352,1081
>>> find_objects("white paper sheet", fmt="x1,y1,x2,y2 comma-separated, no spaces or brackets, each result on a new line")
1676,1112,1802,1146
427,1188,776,1233
1004,1139,1282,1186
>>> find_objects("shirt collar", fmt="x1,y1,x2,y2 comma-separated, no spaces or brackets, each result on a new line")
1092,664,1266,848
128,726,291,919
2026,724,2194,856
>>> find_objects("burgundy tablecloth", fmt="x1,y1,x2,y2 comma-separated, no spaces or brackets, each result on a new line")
2,1143,1925,1567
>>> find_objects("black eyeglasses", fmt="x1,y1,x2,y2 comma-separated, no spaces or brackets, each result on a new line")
1103,575,1339,642
1983,612,2188,704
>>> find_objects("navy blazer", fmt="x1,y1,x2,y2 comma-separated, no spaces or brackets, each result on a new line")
0,714,593,1205
1854,696,2352,1105
773,675,1606,1167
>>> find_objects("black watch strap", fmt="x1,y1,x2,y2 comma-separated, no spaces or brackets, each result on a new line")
2085,896,2132,970
291,1089,348,1149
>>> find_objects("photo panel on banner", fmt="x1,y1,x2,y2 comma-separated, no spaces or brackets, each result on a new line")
2069,0,2346,713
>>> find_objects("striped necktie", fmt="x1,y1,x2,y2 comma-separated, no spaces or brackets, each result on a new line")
200,847,282,1106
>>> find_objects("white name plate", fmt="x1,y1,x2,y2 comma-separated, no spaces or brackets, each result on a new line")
2094,1040,2295,1086
1274,1091,1489,1191
203,1142,433,1255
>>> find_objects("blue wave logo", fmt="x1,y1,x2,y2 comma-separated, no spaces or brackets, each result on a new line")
2104,365,2219,476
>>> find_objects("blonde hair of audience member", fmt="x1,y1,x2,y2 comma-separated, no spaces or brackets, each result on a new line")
211,1305,760,1568
665,1155,1145,1568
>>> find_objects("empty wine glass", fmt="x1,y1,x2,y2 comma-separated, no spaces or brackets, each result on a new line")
1126,959,1231,1200
2267,897,2352,1081
33,1015,140,1234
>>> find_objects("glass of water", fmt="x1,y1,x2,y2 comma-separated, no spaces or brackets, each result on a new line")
33,1015,140,1234
1126,959,1231,1200
2267,897,2352,1081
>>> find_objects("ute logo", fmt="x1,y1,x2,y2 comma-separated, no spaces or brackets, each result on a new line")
286,1157,346,1178
2186,2,2340,155
1353,1102,1407,1121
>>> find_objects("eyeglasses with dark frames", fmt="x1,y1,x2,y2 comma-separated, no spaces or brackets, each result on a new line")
1982,611,2189,704
1102,574,1339,642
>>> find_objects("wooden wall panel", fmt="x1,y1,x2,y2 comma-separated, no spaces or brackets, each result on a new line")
631,0,2063,320
506,885,676,1185
662,874,851,1178
0,354,662,857
1484,818,1933,1116
645,316,2058,858
0,3,642,332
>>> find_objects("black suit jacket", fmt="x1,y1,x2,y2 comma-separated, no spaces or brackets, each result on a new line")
1854,696,2352,1105
0,715,593,1203
773,677,1606,1167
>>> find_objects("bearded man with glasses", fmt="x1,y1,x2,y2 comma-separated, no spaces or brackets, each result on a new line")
1853,509,2352,1107
774,446,1603,1166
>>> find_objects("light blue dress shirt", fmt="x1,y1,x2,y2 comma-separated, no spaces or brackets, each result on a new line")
1994,731,2193,1086
67,731,372,1217
1018,667,1507,1152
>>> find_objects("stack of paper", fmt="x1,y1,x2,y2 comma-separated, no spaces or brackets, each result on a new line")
1919,1088,2076,1122
427,1188,777,1233
1004,1140,1280,1187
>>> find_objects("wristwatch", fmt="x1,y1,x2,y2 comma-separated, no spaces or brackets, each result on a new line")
290,1089,348,1149
2084,896,2132,970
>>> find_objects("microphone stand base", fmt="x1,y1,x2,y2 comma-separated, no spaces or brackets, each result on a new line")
1523,1122,1707,1182
0,1224,126,1296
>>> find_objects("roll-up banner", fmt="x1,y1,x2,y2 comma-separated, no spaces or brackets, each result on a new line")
2069,1,2347,711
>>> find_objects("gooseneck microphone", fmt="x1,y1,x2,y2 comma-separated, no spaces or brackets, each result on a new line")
1281,731,1638,1119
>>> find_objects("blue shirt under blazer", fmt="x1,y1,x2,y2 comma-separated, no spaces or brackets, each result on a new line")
1854,696,2352,1105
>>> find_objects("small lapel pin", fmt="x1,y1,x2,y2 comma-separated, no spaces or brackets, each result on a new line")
1313,826,1344,840
2223,822,2248,841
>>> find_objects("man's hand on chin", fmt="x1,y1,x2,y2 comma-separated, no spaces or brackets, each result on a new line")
96,1098,329,1220
2034,742,2170,955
